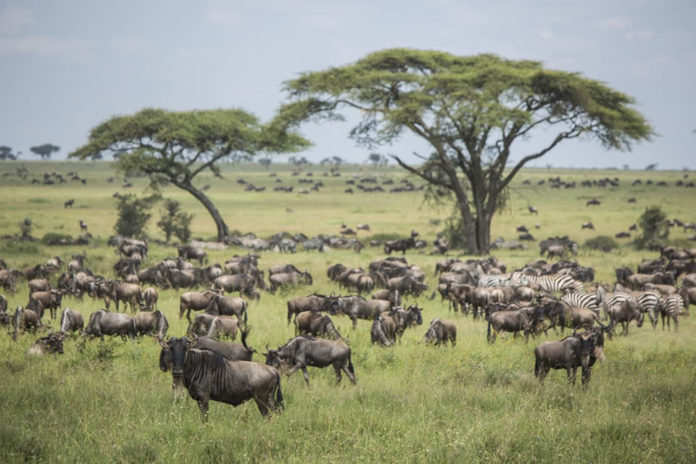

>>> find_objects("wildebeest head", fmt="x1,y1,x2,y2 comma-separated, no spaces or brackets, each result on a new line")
407,305,423,325
264,348,284,370
28,332,64,355
159,337,191,378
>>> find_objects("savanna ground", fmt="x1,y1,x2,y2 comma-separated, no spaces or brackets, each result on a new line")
0,161,695,463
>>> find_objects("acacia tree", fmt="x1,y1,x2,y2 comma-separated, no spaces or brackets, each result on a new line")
70,108,308,242
274,49,653,253
30,143,60,159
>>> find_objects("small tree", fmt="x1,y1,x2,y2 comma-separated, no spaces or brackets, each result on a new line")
635,206,669,250
115,194,159,238
30,143,60,159
18,218,33,240
258,157,272,170
157,199,194,244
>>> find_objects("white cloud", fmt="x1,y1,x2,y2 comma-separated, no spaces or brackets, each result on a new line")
537,28,553,40
600,17,632,30
204,6,242,27
0,36,91,58
0,6,34,34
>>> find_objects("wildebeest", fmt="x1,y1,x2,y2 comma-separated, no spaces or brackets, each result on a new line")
29,289,62,319
142,287,158,310
179,290,220,321
134,310,169,339
387,274,428,298
327,295,390,328
212,274,258,299
607,300,644,335
534,328,605,386
383,230,418,255
190,329,256,362
268,271,313,293
423,318,457,346
178,245,207,265
159,337,283,421
486,306,537,343
27,332,64,355
107,281,143,312
286,294,332,324
59,308,84,334
28,278,52,294
264,335,356,385
11,306,42,340
206,294,248,323
370,315,394,346
85,309,136,340
294,311,344,340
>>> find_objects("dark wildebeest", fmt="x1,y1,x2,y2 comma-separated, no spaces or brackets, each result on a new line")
294,311,344,340
269,263,302,275
191,329,256,362
159,337,283,421
213,274,258,299
29,289,62,319
206,294,248,324
269,271,313,294
178,245,207,265
387,275,428,298
28,278,52,294
27,332,64,356
165,268,198,289
107,281,143,312
372,289,401,307
188,313,240,340
387,305,423,341
59,308,84,334
486,306,537,343
134,310,169,339
264,335,356,385
286,294,332,324
607,300,644,336
383,230,418,255
142,287,158,310
370,315,394,346
11,306,42,340
423,318,457,346
534,328,605,386
179,290,220,322
85,309,136,340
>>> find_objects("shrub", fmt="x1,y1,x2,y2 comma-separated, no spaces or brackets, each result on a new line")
156,199,194,244
114,193,159,238
41,232,74,246
585,235,619,252
635,206,669,250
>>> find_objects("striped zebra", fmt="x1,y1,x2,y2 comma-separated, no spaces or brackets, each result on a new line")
632,290,662,329
660,294,685,332
478,275,512,288
561,292,600,316
530,274,584,294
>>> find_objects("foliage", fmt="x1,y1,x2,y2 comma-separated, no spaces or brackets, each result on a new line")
40,232,74,245
70,108,309,242
114,193,159,238
18,217,33,239
258,157,272,170
0,145,19,160
367,153,388,167
635,206,669,250
274,48,654,254
585,235,619,252
156,199,194,244
30,143,60,159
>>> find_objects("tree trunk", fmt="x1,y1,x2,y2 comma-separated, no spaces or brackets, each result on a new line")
173,181,231,243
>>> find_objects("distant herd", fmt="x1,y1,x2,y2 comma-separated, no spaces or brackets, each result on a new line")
1,232,695,421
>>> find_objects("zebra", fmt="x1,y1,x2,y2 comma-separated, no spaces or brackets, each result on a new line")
632,290,662,329
561,292,600,317
529,274,584,294
660,294,685,332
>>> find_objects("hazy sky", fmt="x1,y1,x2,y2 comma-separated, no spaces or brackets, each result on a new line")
1,1,694,169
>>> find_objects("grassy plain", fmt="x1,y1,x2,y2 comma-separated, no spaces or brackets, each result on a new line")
0,161,695,463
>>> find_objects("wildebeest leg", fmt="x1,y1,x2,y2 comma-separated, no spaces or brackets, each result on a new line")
254,397,269,417
343,364,356,384
581,366,592,386
333,364,343,384
301,366,311,385
197,400,209,423
567,367,577,386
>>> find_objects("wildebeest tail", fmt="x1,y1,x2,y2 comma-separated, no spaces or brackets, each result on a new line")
274,370,284,410
347,353,355,375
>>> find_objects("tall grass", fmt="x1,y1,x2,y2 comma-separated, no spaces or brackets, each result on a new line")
0,161,695,463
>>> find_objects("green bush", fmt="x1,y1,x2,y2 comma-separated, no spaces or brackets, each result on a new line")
114,193,159,239
635,206,669,250
584,235,619,252
41,232,74,246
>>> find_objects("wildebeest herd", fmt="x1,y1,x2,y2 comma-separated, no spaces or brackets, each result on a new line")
1,233,694,422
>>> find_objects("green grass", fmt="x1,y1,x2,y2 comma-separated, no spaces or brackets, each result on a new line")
0,161,695,463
